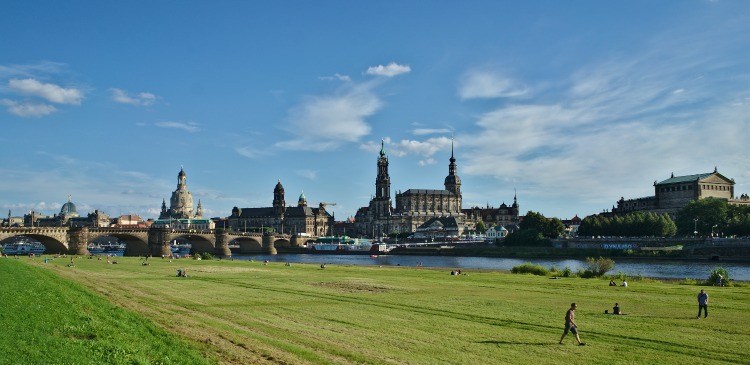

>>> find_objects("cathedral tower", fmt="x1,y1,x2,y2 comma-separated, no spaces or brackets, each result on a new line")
373,140,392,218
444,139,462,210
273,180,286,216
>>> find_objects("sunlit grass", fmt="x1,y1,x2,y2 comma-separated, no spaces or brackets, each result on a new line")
15,255,750,364
0,258,212,365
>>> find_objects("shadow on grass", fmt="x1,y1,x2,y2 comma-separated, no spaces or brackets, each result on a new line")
479,340,552,346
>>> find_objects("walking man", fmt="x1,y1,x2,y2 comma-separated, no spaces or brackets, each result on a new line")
560,303,585,345
697,289,709,319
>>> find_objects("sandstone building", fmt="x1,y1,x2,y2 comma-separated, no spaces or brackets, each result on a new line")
354,140,518,238
612,168,750,217
227,181,332,236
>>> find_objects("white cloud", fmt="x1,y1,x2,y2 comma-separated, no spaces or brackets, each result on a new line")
8,78,83,105
0,99,57,117
275,82,379,151
419,158,437,166
318,73,352,82
460,33,750,208
155,121,200,133
234,146,268,160
110,88,158,106
297,169,318,180
366,62,411,77
458,69,529,100
361,136,453,158
412,128,452,135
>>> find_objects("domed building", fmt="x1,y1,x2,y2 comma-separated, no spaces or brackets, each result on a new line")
153,168,213,230
59,196,80,219
159,167,202,220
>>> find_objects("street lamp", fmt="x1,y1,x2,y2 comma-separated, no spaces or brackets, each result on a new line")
711,224,718,237
693,218,699,237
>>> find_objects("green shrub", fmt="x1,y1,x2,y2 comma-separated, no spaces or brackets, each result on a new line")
707,267,730,286
584,256,615,277
195,252,214,260
511,263,549,276
561,266,572,277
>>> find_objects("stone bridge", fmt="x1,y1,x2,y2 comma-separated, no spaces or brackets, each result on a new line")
0,227,317,257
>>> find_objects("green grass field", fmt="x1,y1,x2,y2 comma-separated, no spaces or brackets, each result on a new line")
6,255,750,364
0,258,211,365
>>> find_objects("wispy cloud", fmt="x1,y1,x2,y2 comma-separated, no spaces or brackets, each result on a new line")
296,169,318,180
275,82,380,151
0,99,56,117
234,146,269,160
8,78,83,105
318,73,351,82
412,128,453,136
458,69,529,100
0,61,66,79
361,136,453,159
460,25,750,205
110,88,158,106
155,121,200,133
366,62,411,77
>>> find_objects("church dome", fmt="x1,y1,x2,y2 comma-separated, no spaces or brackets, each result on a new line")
178,167,186,178
274,180,284,193
299,192,306,202
59,197,79,217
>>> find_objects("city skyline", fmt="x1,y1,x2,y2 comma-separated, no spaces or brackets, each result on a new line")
1,1,748,220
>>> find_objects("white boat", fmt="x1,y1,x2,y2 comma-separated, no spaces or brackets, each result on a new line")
88,243,126,255
308,236,376,253
3,241,46,255
170,242,191,255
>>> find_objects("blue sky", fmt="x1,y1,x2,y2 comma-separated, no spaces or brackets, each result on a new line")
1,1,748,221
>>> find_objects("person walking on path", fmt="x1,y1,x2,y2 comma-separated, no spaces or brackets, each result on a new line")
697,289,709,319
559,303,585,345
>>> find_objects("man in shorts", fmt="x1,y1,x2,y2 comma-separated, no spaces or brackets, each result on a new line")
560,303,585,345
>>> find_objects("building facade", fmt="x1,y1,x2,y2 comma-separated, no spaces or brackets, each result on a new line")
159,167,203,220
612,168,750,217
354,140,518,238
227,181,332,236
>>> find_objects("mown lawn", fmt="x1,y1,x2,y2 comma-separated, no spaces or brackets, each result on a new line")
14,255,750,364
0,258,213,365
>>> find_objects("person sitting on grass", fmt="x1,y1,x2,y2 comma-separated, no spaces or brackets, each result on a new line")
609,280,617,286
613,303,621,315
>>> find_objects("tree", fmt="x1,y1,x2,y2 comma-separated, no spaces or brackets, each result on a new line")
520,211,564,239
675,198,728,236
502,229,551,247
475,220,488,234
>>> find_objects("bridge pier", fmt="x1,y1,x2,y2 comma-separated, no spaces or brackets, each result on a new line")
214,229,231,258
148,227,172,257
262,234,277,255
68,227,90,256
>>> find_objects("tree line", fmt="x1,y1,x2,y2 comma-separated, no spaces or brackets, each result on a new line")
578,198,750,238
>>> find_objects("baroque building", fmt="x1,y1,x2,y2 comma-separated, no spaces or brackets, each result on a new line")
354,140,519,238
227,181,333,236
611,168,750,218
159,167,203,220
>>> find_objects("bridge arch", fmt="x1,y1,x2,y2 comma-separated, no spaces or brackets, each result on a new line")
0,234,67,254
232,237,262,253
89,233,149,256
172,234,214,254
274,238,292,248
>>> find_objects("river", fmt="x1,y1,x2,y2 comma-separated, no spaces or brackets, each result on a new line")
231,253,750,281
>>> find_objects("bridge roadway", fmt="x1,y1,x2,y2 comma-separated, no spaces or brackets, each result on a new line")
0,227,317,257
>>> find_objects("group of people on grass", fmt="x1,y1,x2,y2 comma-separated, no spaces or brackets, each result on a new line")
560,286,711,345
608,279,627,287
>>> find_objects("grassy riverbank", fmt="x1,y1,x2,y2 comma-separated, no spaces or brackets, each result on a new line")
13,256,750,364
0,258,212,365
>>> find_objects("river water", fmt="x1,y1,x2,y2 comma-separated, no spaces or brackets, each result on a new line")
232,254,750,281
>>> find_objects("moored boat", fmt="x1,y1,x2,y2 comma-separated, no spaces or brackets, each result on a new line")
2,240,46,255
